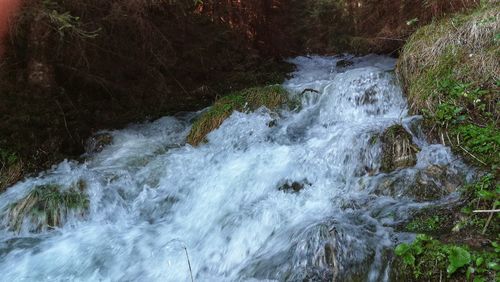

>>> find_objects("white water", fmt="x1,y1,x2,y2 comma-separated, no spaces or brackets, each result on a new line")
0,55,472,281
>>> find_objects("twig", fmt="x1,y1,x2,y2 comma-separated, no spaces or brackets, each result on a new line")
184,247,194,282
458,145,487,166
55,100,76,143
480,203,497,235
300,88,319,95
473,209,500,213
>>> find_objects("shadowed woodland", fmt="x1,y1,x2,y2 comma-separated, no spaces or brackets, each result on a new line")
0,0,481,186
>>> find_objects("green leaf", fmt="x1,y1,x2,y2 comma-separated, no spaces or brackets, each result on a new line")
403,254,416,266
395,244,411,256
487,261,499,271
447,246,471,274
476,256,484,266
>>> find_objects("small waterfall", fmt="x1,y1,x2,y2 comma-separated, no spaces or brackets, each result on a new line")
0,55,473,281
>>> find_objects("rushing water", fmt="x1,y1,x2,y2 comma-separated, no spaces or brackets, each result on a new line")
0,55,472,281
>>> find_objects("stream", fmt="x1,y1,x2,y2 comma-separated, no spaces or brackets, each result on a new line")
0,55,473,281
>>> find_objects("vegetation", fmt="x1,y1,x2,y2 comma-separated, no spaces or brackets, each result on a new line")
396,3,499,168
394,3,499,280
395,234,499,281
5,181,89,232
187,85,289,145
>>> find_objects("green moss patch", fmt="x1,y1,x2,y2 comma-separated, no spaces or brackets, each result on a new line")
187,85,289,145
5,181,89,232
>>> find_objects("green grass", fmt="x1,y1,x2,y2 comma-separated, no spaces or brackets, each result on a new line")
6,181,89,232
187,85,289,145
406,215,442,233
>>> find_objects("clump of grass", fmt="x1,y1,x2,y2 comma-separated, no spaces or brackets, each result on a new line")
187,85,289,145
5,180,89,232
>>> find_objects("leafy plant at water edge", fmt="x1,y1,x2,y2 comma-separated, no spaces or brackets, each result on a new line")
395,234,499,280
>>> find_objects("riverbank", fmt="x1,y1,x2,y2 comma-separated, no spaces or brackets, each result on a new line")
393,2,499,281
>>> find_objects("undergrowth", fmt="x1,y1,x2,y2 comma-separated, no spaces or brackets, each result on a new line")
395,234,499,281
187,85,289,145
395,3,500,281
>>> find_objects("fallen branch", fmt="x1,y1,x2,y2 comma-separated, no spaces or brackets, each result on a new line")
473,209,500,213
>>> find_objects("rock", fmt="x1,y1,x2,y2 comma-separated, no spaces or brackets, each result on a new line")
355,86,378,105
278,179,311,193
380,125,419,173
373,165,464,202
85,132,113,154
336,59,354,68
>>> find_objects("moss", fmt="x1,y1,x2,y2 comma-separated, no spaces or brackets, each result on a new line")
6,181,89,232
187,85,289,145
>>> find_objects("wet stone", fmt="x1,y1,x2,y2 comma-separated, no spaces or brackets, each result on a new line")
278,179,312,193
379,125,419,173
355,86,378,105
336,59,354,68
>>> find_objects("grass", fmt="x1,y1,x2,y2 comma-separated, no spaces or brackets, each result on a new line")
396,3,499,168
394,4,500,280
6,181,89,232
187,85,289,145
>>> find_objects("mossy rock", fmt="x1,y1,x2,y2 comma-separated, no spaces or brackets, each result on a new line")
187,85,289,145
380,125,419,173
5,181,89,232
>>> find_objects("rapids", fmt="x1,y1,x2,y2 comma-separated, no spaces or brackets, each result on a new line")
0,55,472,281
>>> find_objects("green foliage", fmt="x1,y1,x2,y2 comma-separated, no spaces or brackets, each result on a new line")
42,0,100,39
453,125,500,166
395,235,499,280
187,85,289,145
406,215,442,233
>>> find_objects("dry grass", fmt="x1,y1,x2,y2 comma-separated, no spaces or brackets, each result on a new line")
397,3,500,114
187,85,289,146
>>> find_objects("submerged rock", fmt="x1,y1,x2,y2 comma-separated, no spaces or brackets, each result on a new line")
278,179,311,193
373,165,464,202
379,125,419,173
336,59,354,68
